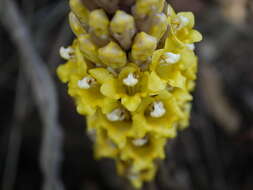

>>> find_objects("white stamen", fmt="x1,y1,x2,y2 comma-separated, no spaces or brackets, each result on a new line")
150,101,166,118
123,73,138,87
106,108,125,122
77,76,95,89
59,46,74,60
132,137,148,146
186,43,195,51
162,52,181,64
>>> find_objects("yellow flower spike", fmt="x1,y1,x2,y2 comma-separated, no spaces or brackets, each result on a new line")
98,41,127,68
110,10,136,50
57,1,202,187
89,9,110,40
147,13,168,41
133,0,165,18
131,32,157,64
69,0,90,26
69,12,87,37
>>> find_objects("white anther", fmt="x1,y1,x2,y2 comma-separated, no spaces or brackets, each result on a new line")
78,76,96,89
150,101,166,118
162,52,181,64
123,73,138,87
186,43,195,51
132,137,148,147
59,46,74,60
106,108,125,122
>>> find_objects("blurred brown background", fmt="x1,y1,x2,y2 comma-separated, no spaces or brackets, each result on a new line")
1,0,253,190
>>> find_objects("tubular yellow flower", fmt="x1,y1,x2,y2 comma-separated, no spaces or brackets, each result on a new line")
57,0,202,188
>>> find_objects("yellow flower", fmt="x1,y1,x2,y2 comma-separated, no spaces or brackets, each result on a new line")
90,64,150,112
167,4,202,45
114,132,166,188
92,128,119,159
120,133,166,178
133,90,182,138
68,74,108,115
88,108,132,149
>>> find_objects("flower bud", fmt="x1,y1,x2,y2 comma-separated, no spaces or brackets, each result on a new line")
89,9,110,41
110,10,136,50
131,32,157,63
78,34,100,63
98,41,127,68
69,0,90,25
69,12,87,37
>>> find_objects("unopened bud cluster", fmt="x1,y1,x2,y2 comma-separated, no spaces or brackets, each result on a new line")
57,0,202,188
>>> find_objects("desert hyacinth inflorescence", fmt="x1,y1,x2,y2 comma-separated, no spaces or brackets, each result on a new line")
57,0,202,188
